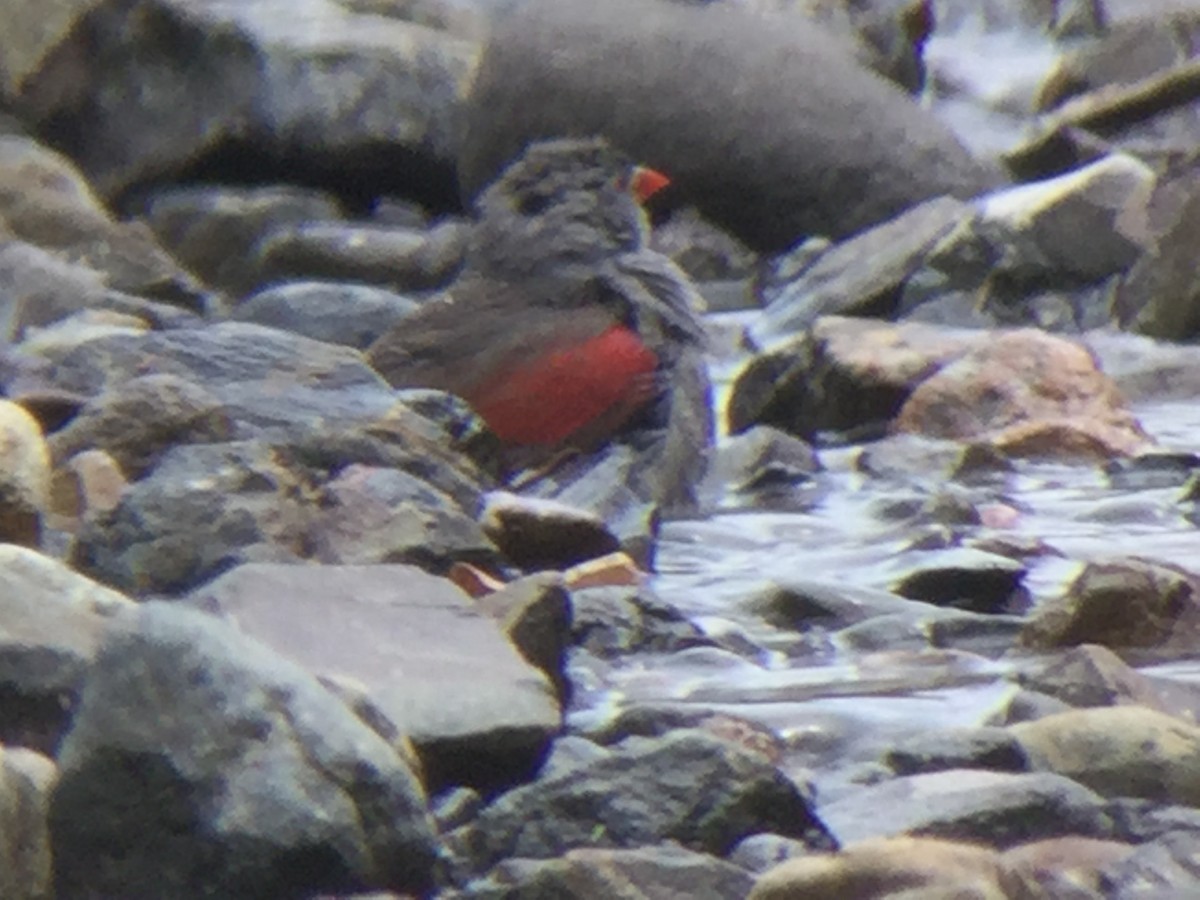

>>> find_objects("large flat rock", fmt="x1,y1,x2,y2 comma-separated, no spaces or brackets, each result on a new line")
190,562,562,792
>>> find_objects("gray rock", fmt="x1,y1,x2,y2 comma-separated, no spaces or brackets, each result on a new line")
889,547,1028,614
307,464,497,570
572,587,710,659
137,184,347,297
818,769,1113,847
450,731,833,875
70,441,318,595
1102,831,1200,899
0,545,133,754
254,221,465,294
47,372,233,479
459,0,999,252
10,0,477,201
885,726,1030,776
0,134,206,310
973,154,1155,285
233,282,420,349
755,196,973,341
188,562,562,794
30,321,399,439
49,602,439,898
1114,163,1200,340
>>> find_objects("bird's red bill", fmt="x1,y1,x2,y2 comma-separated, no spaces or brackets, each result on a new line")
629,166,670,203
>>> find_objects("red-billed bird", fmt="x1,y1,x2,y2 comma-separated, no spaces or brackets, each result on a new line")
368,138,708,468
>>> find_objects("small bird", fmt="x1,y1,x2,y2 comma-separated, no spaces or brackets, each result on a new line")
367,138,709,481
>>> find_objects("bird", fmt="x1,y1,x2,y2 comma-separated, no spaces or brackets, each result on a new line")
367,137,710,488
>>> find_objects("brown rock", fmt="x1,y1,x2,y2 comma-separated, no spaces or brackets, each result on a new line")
0,400,50,547
48,448,127,530
480,491,621,571
749,836,1008,900
894,328,1151,460
1011,705,1200,805
728,316,979,440
1021,558,1200,651
0,746,55,900
1002,836,1135,895
473,572,572,704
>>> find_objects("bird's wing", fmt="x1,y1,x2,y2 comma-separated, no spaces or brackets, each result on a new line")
600,250,708,348
366,279,618,393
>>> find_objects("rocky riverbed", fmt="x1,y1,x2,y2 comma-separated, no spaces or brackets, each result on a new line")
1,0,1200,898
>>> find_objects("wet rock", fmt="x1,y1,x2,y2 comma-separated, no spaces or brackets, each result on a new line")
433,786,483,834
459,0,998,254
741,579,940,631
1100,831,1200,899
233,282,421,350
1011,55,1200,183
1020,558,1200,651
1011,706,1200,805
136,183,347,297
189,562,561,794
885,727,1029,776
29,321,399,439
1016,644,1172,712
0,546,133,755
890,548,1028,614
728,316,979,441
307,464,497,571
0,746,54,900
1108,798,1200,844
817,769,1112,846
572,586,710,658
703,425,824,511
449,730,833,876
988,689,1076,727
1114,164,1200,340
71,441,314,595
0,133,205,309
8,0,477,202
255,221,466,294
472,573,572,704
1105,451,1200,490
1036,15,1193,113
452,843,756,899
46,373,233,480
972,153,1154,285
749,836,1009,900
49,602,439,898
894,328,1152,460
754,196,973,340
587,705,785,767
0,399,50,547
479,491,620,571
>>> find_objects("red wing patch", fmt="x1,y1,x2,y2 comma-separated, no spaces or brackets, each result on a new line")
472,325,659,445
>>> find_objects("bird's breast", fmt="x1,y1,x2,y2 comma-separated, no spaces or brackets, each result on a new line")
468,324,659,446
